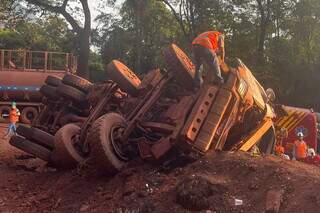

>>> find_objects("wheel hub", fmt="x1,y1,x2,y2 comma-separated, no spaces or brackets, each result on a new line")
110,125,130,161
27,112,34,120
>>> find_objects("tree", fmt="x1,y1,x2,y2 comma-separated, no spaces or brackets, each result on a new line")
95,0,179,74
24,0,91,78
0,14,76,51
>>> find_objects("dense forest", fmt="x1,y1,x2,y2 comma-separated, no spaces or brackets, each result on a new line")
1,0,320,109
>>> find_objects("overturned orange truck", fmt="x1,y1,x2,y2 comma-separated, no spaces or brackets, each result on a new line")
88,44,276,173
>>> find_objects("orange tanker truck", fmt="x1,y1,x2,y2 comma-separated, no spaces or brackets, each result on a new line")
0,49,76,124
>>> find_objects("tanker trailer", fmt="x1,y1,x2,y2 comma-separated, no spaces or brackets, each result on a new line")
0,49,76,124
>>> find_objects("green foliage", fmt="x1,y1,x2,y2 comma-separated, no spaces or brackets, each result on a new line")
95,0,180,74
89,51,106,82
0,14,76,51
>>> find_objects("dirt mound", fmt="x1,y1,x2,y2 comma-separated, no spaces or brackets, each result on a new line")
176,175,228,211
1,125,320,212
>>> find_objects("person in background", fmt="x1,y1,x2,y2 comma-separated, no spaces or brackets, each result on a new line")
292,132,308,161
274,127,289,158
304,148,320,166
2,102,20,139
192,30,225,87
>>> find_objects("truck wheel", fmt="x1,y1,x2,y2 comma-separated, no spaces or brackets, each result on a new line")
9,136,51,161
21,107,38,124
45,76,62,87
258,126,276,154
87,113,129,174
164,44,195,90
40,85,59,101
0,106,11,123
62,74,93,93
50,124,84,169
57,83,86,103
16,125,55,150
106,60,141,96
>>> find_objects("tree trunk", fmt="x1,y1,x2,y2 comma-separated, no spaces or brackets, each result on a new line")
77,0,91,79
25,0,92,79
258,20,267,54
256,0,271,60
77,29,90,78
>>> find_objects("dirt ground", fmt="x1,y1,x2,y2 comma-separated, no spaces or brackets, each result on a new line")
1,124,320,213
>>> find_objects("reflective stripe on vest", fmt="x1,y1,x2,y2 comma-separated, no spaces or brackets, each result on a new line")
192,31,222,50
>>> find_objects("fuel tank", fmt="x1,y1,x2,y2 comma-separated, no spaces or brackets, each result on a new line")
0,70,65,102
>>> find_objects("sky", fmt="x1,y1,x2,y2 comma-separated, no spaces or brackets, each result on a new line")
88,0,101,21
88,0,124,26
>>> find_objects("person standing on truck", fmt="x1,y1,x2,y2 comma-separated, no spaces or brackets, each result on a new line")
2,102,20,139
192,30,225,87
292,132,308,161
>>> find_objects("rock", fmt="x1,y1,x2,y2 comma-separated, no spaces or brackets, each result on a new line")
265,189,284,213
248,182,259,190
122,189,135,197
80,204,90,212
176,176,213,211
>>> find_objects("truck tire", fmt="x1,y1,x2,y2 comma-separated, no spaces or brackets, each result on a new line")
258,126,276,154
9,136,51,161
62,74,93,93
20,107,38,124
16,125,55,150
57,83,86,103
0,106,11,123
87,113,129,174
45,76,62,87
164,44,195,90
50,123,84,169
40,84,59,101
106,60,141,96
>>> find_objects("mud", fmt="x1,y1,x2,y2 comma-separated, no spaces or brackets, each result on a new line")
1,124,320,212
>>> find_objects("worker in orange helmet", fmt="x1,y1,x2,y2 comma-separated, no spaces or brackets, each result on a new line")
192,30,225,87
292,132,308,161
2,102,20,139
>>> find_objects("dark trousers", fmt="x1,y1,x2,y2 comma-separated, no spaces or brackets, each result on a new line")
192,45,222,85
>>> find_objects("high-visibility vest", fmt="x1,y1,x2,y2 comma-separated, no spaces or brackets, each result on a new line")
192,31,222,50
275,145,285,155
294,140,307,159
9,108,20,123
